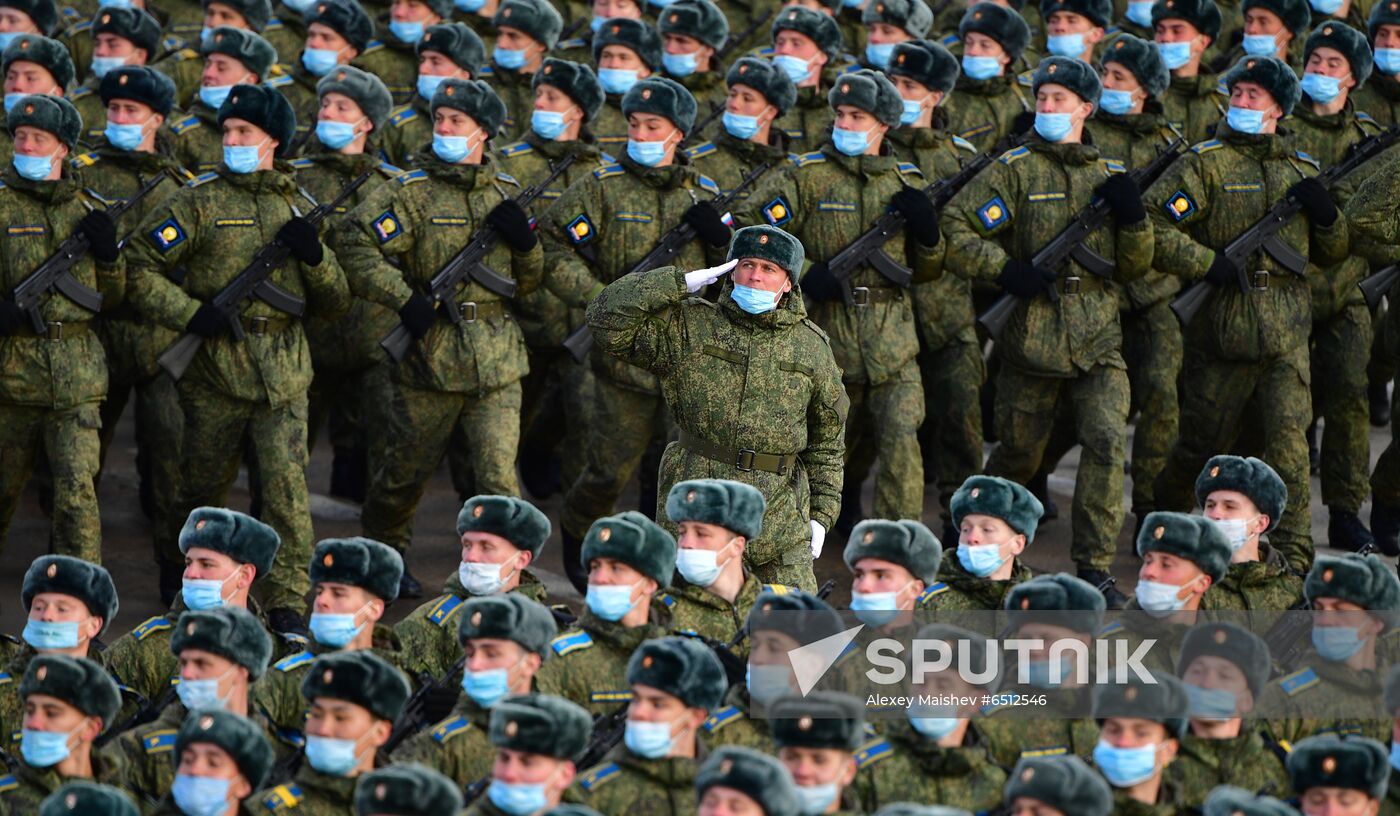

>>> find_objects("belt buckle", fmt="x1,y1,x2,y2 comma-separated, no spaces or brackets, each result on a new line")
45,321,62,341
735,449,756,472
459,302,478,322
1062,276,1082,295
851,286,871,307
249,316,269,336
1251,270,1270,291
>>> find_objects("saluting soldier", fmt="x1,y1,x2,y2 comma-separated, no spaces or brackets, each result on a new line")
484,0,562,141
151,709,275,816
933,475,1042,611
941,3,1032,152
1193,455,1304,615
378,23,484,167
165,27,279,171
657,0,730,117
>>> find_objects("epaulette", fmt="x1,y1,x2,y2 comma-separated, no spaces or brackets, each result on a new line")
499,141,533,157
0,774,15,794
684,140,717,160
590,690,631,703
66,19,92,34
496,171,520,186
855,738,893,769
288,157,314,169
264,75,293,88
551,630,594,656
69,151,99,168
71,86,93,100
578,762,621,791
479,65,494,76
0,672,10,686
274,727,305,748
361,38,384,54
186,171,219,188
1018,745,1070,759
896,161,923,177
262,783,303,811
761,583,791,594
396,168,428,186
1292,149,1320,170
162,35,184,51
389,106,419,128
1098,620,1124,635
171,115,201,136
557,37,588,48
1016,70,1033,87
998,145,1031,165
1357,110,1377,124
430,715,472,743
1101,158,1127,174
143,729,178,754
1215,79,1228,95
790,151,826,168
171,47,200,62
279,632,308,646
755,46,775,57
800,316,830,344
265,16,284,29
1278,667,1319,696
426,594,465,628
702,705,744,732
697,174,720,194
916,582,948,605
132,616,173,641
952,135,976,153
1190,139,1222,155
940,33,960,47
593,162,624,179
273,651,314,672
658,592,675,608
377,161,402,178
61,5,80,19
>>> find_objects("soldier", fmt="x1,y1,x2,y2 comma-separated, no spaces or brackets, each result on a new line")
1193,455,1304,614
682,57,795,211
943,57,1152,605
1041,0,1110,62
392,594,558,789
0,93,120,562
40,782,139,816
0,0,60,47
979,574,1106,767
535,512,678,715
934,475,1042,611
942,3,1032,151
0,33,73,165
1353,1,1400,124
1200,788,1304,816
354,764,466,816
1260,553,1399,745
657,0,728,119
767,6,845,153
1152,0,1226,145
0,655,127,812
0,556,120,741
379,23,484,166
566,637,728,811
1089,672,1191,814
1002,755,1112,816
1286,735,1390,815
555,0,642,65
165,27,279,171
588,18,662,149
766,692,865,816
1221,0,1310,68
255,537,408,736
695,747,802,816
859,0,932,72
67,8,163,137
854,625,1009,812
247,651,411,813
118,606,275,808
395,496,552,681
1172,622,1289,807
1147,56,1344,576
844,518,943,626
356,0,454,108
151,0,274,109
278,0,376,130
331,80,541,584
466,694,593,816
156,709,274,816
485,0,562,141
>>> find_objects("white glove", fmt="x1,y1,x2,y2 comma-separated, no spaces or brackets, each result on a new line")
684,259,738,293
810,520,826,559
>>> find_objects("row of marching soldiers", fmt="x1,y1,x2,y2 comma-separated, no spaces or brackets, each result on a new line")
0,453,1399,813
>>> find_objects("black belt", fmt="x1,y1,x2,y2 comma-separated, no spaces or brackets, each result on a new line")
678,430,797,475
17,320,90,340
848,286,903,306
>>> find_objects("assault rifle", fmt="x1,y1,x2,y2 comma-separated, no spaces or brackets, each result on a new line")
1359,263,1400,310
157,171,372,380
380,156,577,362
978,139,1185,339
384,655,467,753
1171,125,1400,325
562,160,772,361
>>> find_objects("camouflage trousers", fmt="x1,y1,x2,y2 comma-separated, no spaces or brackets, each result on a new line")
1122,300,1183,514
844,368,926,521
1311,302,1373,514
561,375,669,539
172,384,313,613
1372,302,1400,503
917,329,985,519
0,401,102,562
1155,343,1314,574
986,362,1130,572
362,377,523,550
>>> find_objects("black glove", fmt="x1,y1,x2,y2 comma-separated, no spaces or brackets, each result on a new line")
398,293,437,340
682,201,731,247
1095,173,1146,226
996,258,1055,298
0,301,25,336
1011,110,1036,136
801,261,843,302
486,199,537,252
276,217,324,266
185,303,230,339
1288,177,1338,227
79,210,119,263
892,187,940,246
1204,252,1242,289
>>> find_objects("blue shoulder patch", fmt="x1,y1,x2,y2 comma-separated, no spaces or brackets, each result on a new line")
1279,667,1320,696
500,141,533,157
579,762,621,791
377,161,402,178
64,149,96,168
170,115,201,136
496,171,520,186
187,171,219,188
264,75,292,88
702,705,743,732
389,106,419,128
273,652,314,672
1190,139,1222,155
760,583,791,594
998,145,1030,165
658,592,675,608
976,195,1010,231
551,630,594,656
557,37,587,48
896,161,923,177
0,774,15,793
1101,159,1127,174
566,213,595,245
855,738,892,769
684,141,717,160
1357,110,1377,123
593,162,625,180
143,729,178,753
792,150,826,168
261,784,303,812
288,157,314,169
917,582,948,606
1293,149,1320,170
940,33,960,47
952,135,976,153
395,168,428,186
274,727,305,748
427,594,465,627
430,715,471,743
1097,620,1125,635
0,672,10,686
1163,189,1197,222
362,38,384,54
132,616,173,640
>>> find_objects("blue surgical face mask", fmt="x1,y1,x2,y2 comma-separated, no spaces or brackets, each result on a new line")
663,50,699,77
283,0,317,12
1136,577,1199,617
1300,71,1344,104
627,135,673,166
1242,33,1278,56
308,602,369,647
675,539,736,586
773,54,814,85
199,84,234,110
723,110,761,139
899,96,927,126
1125,0,1154,26
23,618,82,650
531,108,572,140
957,542,1007,577
305,734,364,776
3,92,24,114
98,0,134,7
182,570,238,610
417,73,447,101
1226,105,1269,134
906,704,960,739
832,125,874,156
1376,48,1400,75
223,139,269,175
1094,739,1160,787
590,15,606,31
316,118,363,150
1034,111,1074,142
961,54,1003,80
199,27,214,46
1391,741,1400,773
850,586,907,626
1312,624,1366,662
0,32,20,51
171,774,233,816
586,581,641,620
459,556,519,596
494,45,529,70
21,723,84,768
1098,88,1137,115
1310,0,1342,13
90,55,127,79
865,42,895,70
455,0,486,10
795,783,838,816
599,67,639,95
1046,32,1086,57
15,151,63,181
104,121,146,151
390,20,425,42
1024,658,1061,689
745,663,792,704
301,47,340,76
1157,39,1193,70
1210,516,1255,553
624,717,679,758
1184,682,1237,720
732,283,782,314
432,128,481,163
175,667,235,711
488,779,550,816
462,665,512,708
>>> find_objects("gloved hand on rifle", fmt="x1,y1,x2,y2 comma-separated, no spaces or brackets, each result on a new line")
800,261,843,302
997,257,1056,298
277,216,323,266
1095,173,1146,226
682,201,731,247
892,187,940,246
79,210,120,263
1287,177,1338,227
185,302,230,339
398,293,437,340
486,199,537,252
0,301,26,336
1203,252,1243,290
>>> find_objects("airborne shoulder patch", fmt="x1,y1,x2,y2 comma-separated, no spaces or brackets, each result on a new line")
566,213,595,245
389,107,419,128
132,616,173,640
579,762,621,791
976,195,1009,231
147,219,186,253
551,630,593,655
373,210,402,244
762,195,793,226
1163,190,1197,222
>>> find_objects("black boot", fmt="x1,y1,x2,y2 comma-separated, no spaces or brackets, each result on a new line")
1306,421,1321,476
328,445,368,503
1371,497,1400,557
158,560,183,608
1371,380,1392,428
397,560,424,599
833,480,863,539
1029,471,1059,521
1329,509,1378,554
267,608,310,640
1078,569,1127,610
562,532,588,594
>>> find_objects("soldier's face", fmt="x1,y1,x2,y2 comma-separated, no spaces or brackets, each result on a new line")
319,92,370,140
464,638,540,679
306,23,355,59
313,582,384,621
1099,62,1143,96
203,2,249,30
592,0,641,19
1138,550,1209,595
419,51,472,79
177,743,253,800
778,746,857,788
699,786,765,816
94,33,147,63
1313,598,1385,641
1047,10,1101,37
1016,622,1089,663
22,694,95,741
774,30,824,64
833,105,889,148
891,75,943,110
1153,18,1206,49
588,557,656,594
462,530,527,566
664,33,714,63
1299,787,1381,816
677,520,744,552
1202,490,1263,524
497,26,544,56
962,32,1010,65
732,257,791,294
3,61,58,96
28,593,97,628
783,0,829,14
1181,655,1253,715
433,108,482,139
1243,7,1289,51
627,113,681,151
725,84,774,122
178,647,243,684
912,667,980,716
958,513,1025,553
599,45,652,75
851,557,921,603
391,0,441,24
202,54,255,88
494,748,573,793
533,84,579,121
1377,24,1400,52
1010,799,1068,816
629,684,706,742
865,22,911,45
1034,84,1091,121
183,546,250,584
1100,718,1177,770
1228,82,1279,122
750,629,802,668
1305,46,1356,90
306,698,391,747
0,8,38,33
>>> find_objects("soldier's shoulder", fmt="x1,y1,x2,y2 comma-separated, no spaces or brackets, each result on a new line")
577,761,622,792
392,168,429,189
376,161,403,179
68,151,101,170
895,161,924,179
701,704,745,733
271,651,315,673
915,581,950,606
388,105,420,129
169,114,203,136
788,150,827,169
951,134,977,153
0,772,15,795
592,161,626,181
996,144,1031,166
428,715,476,744
550,629,595,656
1275,666,1320,697
130,616,175,641
1099,157,1127,175
1291,149,1320,170
1188,138,1224,156
418,593,468,629
140,727,180,755
256,783,304,812
185,171,221,190
683,140,718,161
798,317,832,347
497,140,534,158
855,736,894,770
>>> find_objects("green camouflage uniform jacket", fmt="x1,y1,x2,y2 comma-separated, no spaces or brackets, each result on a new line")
666,572,778,646
585,267,847,567
1173,728,1290,808
1260,651,1391,746
1195,541,1303,625
943,72,1031,152
927,555,1034,611
682,129,791,207
1160,72,1226,146
149,44,204,110
944,136,1155,376
483,63,536,142
69,80,108,146
589,95,631,154
393,569,550,681
0,746,131,815
1351,73,1400,125
852,720,1008,813
379,95,434,169
348,36,418,106
698,684,772,753
763,59,850,154
243,759,377,815
671,69,727,124
1101,604,1190,676
1108,773,1186,816
979,683,1100,767
389,694,494,789
534,602,675,716
565,744,708,815
0,645,141,753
